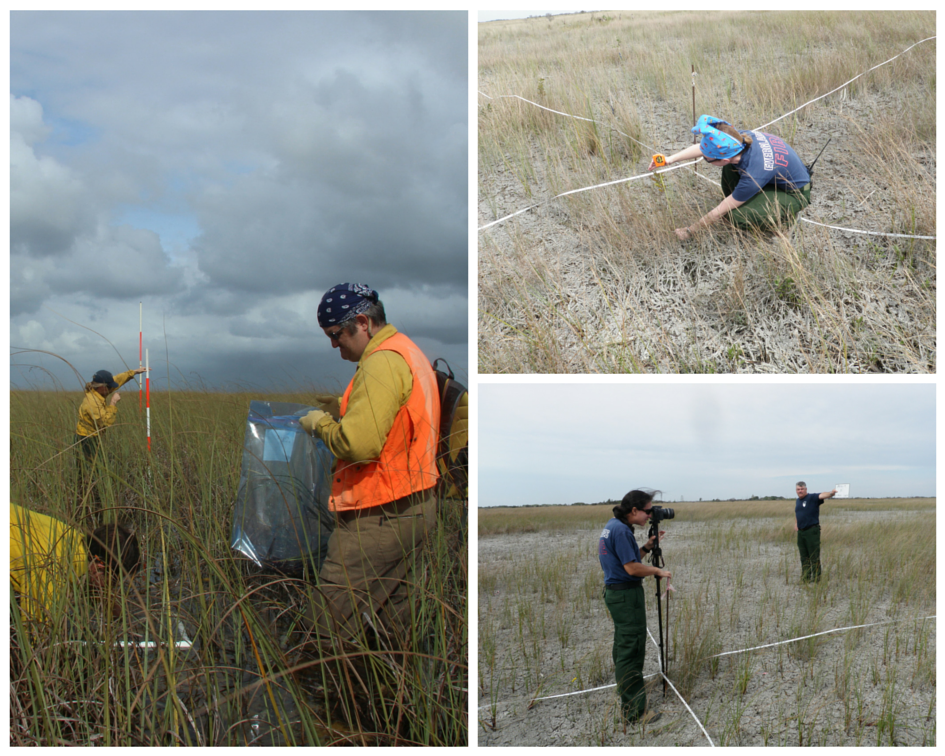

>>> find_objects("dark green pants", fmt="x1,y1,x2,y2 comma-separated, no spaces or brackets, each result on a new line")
722,164,811,231
604,584,647,722
797,525,822,582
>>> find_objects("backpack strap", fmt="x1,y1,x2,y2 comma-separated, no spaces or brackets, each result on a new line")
431,359,467,495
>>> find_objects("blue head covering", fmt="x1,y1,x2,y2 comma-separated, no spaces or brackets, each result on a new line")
692,115,744,160
317,283,379,328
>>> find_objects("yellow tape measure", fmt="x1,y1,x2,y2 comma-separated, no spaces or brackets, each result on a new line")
651,154,667,192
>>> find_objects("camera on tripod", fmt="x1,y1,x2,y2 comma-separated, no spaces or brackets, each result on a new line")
648,505,675,523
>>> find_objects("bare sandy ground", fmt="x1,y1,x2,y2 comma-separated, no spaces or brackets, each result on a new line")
477,514,935,746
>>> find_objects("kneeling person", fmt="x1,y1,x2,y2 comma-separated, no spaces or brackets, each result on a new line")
651,114,811,239
11,503,140,624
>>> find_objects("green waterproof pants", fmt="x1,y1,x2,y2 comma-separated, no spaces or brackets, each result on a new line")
604,584,647,722
797,525,822,583
722,164,811,231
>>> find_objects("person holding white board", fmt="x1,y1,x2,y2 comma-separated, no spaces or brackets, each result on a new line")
794,481,837,583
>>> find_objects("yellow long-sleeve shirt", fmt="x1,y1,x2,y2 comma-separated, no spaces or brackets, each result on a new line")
11,503,88,622
312,324,414,463
75,369,137,437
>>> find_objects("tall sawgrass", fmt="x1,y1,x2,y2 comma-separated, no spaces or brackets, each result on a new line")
479,11,935,374
11,386,467,746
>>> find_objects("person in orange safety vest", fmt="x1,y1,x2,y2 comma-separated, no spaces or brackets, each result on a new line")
300,283,440,645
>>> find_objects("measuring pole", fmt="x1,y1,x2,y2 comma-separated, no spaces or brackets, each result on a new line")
139,302,143,410
692,64,697,173
146,348,151,452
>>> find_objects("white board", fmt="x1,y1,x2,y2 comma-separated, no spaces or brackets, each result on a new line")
834,484,850,499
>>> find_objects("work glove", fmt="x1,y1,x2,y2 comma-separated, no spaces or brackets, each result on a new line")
312,392,341,419
300,409,329,434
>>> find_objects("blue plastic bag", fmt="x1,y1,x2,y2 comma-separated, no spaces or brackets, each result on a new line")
231,401,335,575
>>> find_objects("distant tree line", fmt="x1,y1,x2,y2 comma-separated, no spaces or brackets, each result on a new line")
481,496,927,508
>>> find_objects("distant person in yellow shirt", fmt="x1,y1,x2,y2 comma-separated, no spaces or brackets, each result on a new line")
74,367,148,511
11,503,141,624
299,283,440,645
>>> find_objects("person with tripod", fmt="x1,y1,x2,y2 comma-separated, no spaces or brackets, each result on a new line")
598,489,671,726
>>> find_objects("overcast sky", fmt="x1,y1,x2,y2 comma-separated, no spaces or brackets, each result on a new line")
479,383,936,506
11,11,467,392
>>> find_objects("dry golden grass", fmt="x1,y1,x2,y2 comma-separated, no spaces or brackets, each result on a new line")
478,11,935,374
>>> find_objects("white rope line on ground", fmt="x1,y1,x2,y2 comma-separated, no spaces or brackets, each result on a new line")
672,172,936,240
479,37,935,241
477,159,700,231
479,612,936,716
479,156,936,240
707,614,936,660
479,91,652,152
798,218,936,240
756,35,936,130
647,627,715,747
477,673,656,711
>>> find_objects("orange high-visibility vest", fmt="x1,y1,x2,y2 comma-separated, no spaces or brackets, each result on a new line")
330,333,440,511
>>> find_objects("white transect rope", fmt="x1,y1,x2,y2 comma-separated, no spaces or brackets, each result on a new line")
673,173,936,240
756,35,936,130
479,91,652,152
478,159,700,231
479,37,936,240
647,627,715,747
707,614,936,660
479,157,936,240
798,218,936,240
480,612,936,715
478,674,657,712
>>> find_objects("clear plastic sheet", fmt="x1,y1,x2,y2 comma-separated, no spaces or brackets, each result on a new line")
230,401,335,575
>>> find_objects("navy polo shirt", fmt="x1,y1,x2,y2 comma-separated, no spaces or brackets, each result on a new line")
795,493,822,530
599,517,642,586
731,129,810,202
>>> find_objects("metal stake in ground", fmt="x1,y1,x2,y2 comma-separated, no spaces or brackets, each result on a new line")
691,65,697,173
647,505,675,696
146,348,151,452
138,302,143,410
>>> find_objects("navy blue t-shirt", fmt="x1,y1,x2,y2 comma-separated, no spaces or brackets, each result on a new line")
731,130,810,202
599,517,642,586
795,493,822,529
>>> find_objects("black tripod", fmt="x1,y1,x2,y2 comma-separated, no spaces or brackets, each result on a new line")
647,520,669,696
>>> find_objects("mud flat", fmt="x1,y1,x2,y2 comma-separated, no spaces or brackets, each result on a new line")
478,511,935,746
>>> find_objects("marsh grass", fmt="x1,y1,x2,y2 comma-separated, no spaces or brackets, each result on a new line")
11,387,467,746
478,498,934,746
479,11,935,374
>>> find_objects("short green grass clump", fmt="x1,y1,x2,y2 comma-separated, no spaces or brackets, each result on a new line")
11,387,467,746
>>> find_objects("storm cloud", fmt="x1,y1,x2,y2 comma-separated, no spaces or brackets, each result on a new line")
11,11,467,390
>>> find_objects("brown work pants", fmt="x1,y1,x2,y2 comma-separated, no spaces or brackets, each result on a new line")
309,488,435,646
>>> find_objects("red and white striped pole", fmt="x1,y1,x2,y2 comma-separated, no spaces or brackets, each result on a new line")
146,348,151,453
139,302,143,410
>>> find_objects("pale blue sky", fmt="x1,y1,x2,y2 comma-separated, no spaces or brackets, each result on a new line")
479,383,936,506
